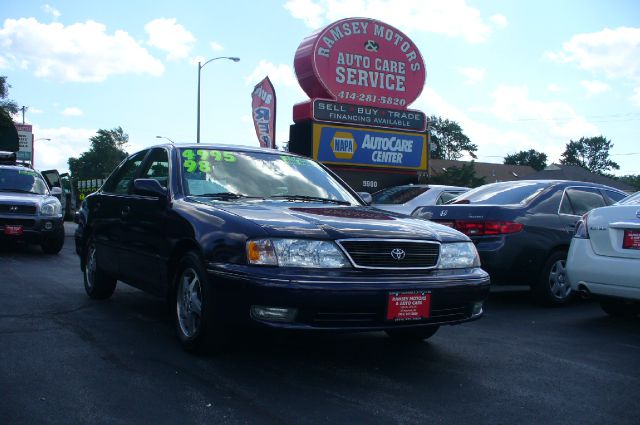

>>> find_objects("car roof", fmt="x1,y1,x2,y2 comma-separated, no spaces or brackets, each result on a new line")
480,179,625,191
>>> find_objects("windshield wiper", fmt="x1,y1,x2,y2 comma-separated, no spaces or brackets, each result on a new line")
194,192,261,200
268,195,351,205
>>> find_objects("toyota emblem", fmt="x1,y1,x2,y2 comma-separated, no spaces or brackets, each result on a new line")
390,248,406,260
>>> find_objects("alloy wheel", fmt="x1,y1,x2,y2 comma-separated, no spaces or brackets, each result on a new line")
176,267,203,339
548,259,570,300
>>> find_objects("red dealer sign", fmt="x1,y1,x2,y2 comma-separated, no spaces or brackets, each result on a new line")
294,17,426,109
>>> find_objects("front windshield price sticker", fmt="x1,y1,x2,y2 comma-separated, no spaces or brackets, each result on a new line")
386,291,431,321
182,149,237,172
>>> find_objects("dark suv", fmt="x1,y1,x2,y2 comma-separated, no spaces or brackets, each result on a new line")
0,153,65,254
75,144,490,353
412,180,627,305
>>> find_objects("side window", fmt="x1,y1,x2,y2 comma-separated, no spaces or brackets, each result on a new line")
559,191,574,215
564,188,606,216
437,191,463,205
141,148,169,188
603,189,626,205
104,151,148,194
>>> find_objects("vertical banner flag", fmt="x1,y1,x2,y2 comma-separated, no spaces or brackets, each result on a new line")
251,76,276,149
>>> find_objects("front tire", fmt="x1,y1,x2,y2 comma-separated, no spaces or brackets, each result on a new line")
174,251,228,354
83,238,116,299
385,326,440,342
41,227,65,254
531,251,573,306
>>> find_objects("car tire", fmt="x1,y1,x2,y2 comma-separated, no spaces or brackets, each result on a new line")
385,325,439,342
41,227,65,254
531,251,573,306
174,251,228,354
83,238,116,300
600,299,639,319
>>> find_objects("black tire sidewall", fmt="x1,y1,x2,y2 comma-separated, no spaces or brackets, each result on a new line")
83,238,116,299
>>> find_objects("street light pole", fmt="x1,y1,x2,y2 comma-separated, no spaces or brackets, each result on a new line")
196,56,240,143
155,135,175,144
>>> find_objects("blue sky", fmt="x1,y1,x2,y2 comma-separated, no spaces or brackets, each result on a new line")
2,0,639,175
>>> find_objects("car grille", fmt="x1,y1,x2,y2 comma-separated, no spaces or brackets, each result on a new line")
337,240,439,269
0,218,36,229
0,204,37,215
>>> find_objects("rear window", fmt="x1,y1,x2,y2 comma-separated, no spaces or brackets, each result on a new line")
448,182,548,205
372,186,429,204
617,191,640,205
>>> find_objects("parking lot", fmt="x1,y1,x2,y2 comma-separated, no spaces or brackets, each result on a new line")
1,224,639,425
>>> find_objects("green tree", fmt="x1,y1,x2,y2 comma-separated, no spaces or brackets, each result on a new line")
504,149,548,171
0,76,19,152
428,161,486,188
68,127,129,180
428,116,477,160
617,174,640,191
560,136,619,174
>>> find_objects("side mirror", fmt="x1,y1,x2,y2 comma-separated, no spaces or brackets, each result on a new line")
50,187,63,196
133,178,168,199
357,192,372,205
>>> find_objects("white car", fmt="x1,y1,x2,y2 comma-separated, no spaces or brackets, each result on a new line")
371,184,469,215
566,191,640,317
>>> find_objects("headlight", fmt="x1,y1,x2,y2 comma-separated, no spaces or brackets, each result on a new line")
247,239,350,268
438,242,480,269
40,201,62,216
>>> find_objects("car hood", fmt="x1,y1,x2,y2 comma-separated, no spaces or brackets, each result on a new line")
202,200,467,242
0,192,47,204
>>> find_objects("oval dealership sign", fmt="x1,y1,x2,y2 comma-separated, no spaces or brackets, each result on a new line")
294,18,426,109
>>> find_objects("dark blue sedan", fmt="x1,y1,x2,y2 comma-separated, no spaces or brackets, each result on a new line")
75,144,489,353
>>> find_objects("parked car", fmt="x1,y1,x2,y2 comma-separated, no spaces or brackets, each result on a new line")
371,184,469,215
567,191,640,317
75,144,490,353
0,151,65,254
412,180,628,305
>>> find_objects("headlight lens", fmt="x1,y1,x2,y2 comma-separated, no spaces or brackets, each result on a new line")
247,239,350,268
40,201,61,216
438,242,480,269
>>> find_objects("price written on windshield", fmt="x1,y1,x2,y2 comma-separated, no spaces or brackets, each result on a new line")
182,149,237,173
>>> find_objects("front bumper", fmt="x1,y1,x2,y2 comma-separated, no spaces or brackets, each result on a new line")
0,214,64,243
206,264,491,331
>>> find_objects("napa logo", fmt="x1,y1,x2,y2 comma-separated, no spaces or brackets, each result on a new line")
330,132,357,159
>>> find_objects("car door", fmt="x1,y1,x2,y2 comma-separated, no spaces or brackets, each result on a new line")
118,148,171,295
558,186,608,236
41,169,65,213
91,150,148,277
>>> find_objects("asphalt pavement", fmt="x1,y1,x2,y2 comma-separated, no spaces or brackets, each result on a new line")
1,228,639,425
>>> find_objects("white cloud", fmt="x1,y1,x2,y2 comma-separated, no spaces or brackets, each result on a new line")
547,83,562,93
62,107,83,116
30,126,97,172
631,87,640,107
42,4,61,19
414,85,600,164
0,18,164,82
245,60,301,90
459,67,486,84
284,0,506,43
489,14,508,29
210,41,224,52
580,80,611,96
145,18,195,61
29,107,44,114
546,27,640,80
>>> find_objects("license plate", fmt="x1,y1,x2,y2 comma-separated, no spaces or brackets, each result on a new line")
623,230,640,250
386,291,431,321
4,225,24,236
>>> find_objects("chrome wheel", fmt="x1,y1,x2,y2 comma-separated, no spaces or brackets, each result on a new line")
85,243,97,291
548,259,570,300
176,267,203,339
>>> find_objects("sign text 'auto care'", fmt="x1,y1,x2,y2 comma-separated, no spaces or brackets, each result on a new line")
294,18,426,109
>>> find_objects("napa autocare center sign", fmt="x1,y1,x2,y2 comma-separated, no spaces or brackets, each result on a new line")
291,17,428,177
15,124,33,162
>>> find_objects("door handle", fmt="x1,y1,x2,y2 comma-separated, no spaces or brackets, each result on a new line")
121,206,131,217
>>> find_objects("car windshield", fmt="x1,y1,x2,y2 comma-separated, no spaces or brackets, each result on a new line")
179,148,360,204
371,186,429,204
617,191,640,205
0,168,49,195
448,181,548,205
